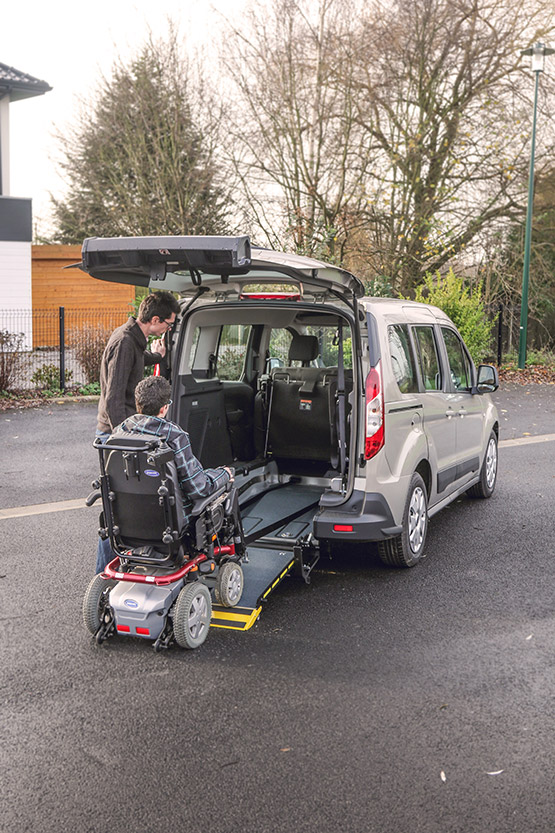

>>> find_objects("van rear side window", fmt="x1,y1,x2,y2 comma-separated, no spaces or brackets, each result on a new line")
388,325,418,393
413,326,442,391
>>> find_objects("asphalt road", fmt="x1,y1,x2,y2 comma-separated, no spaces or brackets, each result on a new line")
1,384,554,833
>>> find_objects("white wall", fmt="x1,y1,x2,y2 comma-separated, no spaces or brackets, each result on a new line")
0,240,33,347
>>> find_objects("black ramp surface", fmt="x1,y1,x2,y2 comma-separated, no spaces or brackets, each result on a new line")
240,483,322,542
238,546,295,608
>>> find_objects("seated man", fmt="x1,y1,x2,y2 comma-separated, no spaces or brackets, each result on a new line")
96,375,233,571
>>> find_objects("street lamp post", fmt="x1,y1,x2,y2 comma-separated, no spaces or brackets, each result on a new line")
518,42,554,370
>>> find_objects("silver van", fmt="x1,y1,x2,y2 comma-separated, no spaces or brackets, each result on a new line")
80,235,499,570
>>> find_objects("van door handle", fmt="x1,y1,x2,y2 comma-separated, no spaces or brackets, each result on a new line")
445,408,454,419
458,408,467,418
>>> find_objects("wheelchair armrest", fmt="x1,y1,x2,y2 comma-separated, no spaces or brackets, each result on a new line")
85,489,102,507
190,483,228,517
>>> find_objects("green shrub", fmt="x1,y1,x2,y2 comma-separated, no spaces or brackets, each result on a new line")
78,381,101,395
31,363,73,391
0,330,24,392
412,269,495,364
501,347,555,368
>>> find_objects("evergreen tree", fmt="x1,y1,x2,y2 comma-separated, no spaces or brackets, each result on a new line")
51,29,230,242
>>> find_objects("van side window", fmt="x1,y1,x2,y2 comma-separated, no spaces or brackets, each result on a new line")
413,326,442,391
388,325,418,393
441,328,472,391
305,325,352,369
268,329,293,370
216,324,251,381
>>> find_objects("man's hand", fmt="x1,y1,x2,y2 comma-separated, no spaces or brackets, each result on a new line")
150,338,166,358
223,466,234,481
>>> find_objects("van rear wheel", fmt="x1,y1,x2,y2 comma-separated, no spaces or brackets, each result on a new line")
378,473,428,568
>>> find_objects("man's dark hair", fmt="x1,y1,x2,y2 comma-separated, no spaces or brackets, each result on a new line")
138,291,180,324
135,375,172,416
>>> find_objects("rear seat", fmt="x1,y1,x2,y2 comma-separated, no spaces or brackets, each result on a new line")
267,335,336,463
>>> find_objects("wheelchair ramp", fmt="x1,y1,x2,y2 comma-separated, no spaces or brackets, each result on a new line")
210,483,322,632
210,547,296,631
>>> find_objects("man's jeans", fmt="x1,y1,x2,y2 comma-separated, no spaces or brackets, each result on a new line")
95,430,116,573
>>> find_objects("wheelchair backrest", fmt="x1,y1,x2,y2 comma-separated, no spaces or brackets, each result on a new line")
100,437,185,558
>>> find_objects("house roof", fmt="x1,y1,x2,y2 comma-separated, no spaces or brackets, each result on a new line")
0,62,52,101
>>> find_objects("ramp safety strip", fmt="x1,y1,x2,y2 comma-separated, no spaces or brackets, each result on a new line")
210,606,262,631
210,557,296,631
261,558,296,600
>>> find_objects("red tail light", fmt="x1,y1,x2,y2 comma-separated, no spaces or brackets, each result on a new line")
364,362,384,459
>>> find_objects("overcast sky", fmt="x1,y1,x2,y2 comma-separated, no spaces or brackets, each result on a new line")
3,0,247,237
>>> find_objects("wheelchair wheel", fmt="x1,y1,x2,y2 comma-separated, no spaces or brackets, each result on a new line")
83,574,116,635
173,582,212,649
214,561,244,608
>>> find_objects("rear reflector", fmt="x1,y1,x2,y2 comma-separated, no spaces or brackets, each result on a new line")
333,524,354,532
117,624,130,632
136,627,150,635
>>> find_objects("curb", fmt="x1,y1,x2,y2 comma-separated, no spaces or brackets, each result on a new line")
0,395,100,412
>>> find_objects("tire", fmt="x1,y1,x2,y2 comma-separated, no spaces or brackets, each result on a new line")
467,432,498,499
378,473,428,568
83,574,116,635
173,582,212,650
214,562,244,608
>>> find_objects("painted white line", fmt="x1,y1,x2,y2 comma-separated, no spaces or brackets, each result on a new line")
499,433,555,449
0,498,88,520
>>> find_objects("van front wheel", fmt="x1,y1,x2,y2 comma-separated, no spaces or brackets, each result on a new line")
378,473,428,568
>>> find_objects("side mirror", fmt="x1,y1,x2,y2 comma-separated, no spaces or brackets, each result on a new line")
474,364,499,394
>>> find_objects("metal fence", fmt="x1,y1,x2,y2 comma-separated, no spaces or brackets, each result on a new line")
0,302,550,394
0,307,132,392
486,302,555,364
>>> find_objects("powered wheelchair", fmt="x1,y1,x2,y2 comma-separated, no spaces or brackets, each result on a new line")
82,435,246,651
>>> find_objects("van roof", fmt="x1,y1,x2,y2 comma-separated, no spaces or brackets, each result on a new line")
361,296,452,323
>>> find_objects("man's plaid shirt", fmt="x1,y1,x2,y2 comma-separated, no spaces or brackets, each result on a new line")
112,414,230,517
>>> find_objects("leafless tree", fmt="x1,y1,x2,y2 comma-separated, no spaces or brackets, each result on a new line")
349,0,555,293
225,0,555,293
223,0,369,262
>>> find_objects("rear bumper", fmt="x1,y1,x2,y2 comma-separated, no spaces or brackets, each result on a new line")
314,490,401,542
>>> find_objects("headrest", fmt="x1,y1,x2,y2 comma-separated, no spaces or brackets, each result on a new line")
288,334,319,363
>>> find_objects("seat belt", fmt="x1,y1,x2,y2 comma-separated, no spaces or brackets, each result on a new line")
263,378,275,458
337,321,347,483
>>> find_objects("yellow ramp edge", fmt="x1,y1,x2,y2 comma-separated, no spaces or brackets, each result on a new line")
210,606,262,631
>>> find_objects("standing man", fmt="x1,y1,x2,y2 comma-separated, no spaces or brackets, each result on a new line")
95,290,181,571
96,290,180,437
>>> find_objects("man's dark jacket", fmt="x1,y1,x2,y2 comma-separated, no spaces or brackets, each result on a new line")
97,318,163,433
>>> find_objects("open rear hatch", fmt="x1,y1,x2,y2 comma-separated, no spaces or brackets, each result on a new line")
78,235,364,302
78,235,363,630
